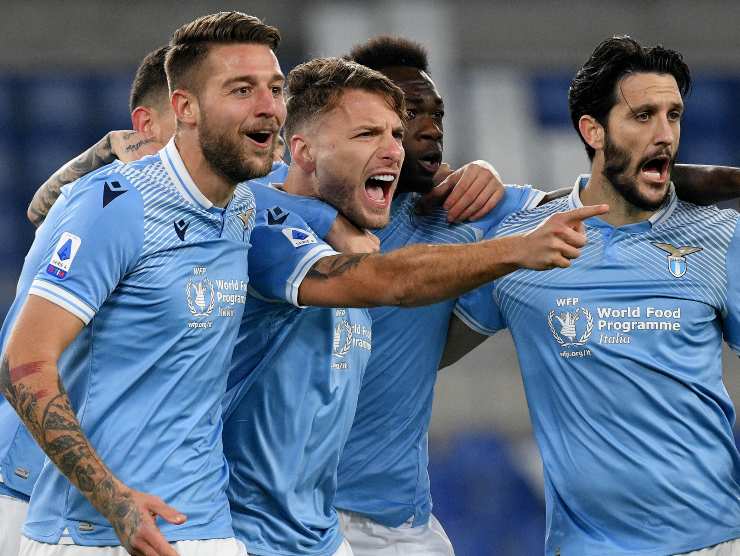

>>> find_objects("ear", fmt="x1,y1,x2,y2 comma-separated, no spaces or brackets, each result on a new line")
578,115,604,152
131,106,154,135
171,89,198,127
289,133,315,173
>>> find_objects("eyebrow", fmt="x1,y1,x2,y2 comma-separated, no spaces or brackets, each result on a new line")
629,100,684,113
405,95,444,105
222,73,285,87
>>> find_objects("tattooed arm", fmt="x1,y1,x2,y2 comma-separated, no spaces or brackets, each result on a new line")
27,131,161,227
298,204,609,307
0,296,183,556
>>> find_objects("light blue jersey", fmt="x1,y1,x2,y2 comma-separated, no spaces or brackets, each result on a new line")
0,164,302,508
8,140,256,546
0,167,116,502
455,177,740,555
223,186,372,556
334,185,544,527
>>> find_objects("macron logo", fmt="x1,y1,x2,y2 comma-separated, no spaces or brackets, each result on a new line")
174,218,189,241
102,180,127,208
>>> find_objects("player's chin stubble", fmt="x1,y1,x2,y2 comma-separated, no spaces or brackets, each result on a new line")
199,121,274,185
603,135,670,212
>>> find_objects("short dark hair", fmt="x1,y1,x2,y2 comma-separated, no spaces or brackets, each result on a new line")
347,36,428,73
285,57,406,142
569,35,691,160
129,45,169,113
166,11,280,93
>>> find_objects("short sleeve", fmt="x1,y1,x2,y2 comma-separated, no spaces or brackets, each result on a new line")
28,171,144,324
453,280,506,336
471,184,545,236
248,207,337,307
723,218,740,354
250,183,338,240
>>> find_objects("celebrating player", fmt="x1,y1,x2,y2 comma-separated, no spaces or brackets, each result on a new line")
450,36,740,555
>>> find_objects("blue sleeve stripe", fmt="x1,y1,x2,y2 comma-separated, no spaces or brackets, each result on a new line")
29,280,96,324
287,245,339,308
452,304,497,336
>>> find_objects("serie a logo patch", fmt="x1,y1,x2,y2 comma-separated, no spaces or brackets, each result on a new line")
282,227,317,248
46,232,82,279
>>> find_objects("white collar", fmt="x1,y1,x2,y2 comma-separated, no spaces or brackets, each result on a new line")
568,173,677,227
159,138,213,210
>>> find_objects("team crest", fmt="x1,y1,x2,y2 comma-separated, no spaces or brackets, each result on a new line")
652,242,703,278
186,276,215,317
547,307,593,346
238,208,254,229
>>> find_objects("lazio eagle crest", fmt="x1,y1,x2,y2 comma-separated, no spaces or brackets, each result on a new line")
652,242,703,278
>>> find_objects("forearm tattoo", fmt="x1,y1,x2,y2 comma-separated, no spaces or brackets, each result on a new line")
0,355,140,544
307,254,371,280
27,133,115,227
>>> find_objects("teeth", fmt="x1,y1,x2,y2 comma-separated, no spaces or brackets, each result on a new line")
370,174,395,182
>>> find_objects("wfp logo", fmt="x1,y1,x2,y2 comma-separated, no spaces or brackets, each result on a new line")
333,319,353,358
547,307,593,346
186,276,215,317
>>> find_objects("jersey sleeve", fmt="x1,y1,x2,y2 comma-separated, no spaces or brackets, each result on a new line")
27,171,144,325
250,182,338,240
471,184,545,236
248,207,338,306
453,280,506,336
723,217,740,354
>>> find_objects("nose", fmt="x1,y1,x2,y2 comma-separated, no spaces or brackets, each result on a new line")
654,113,676,148
253,87,280,120
380,132,404,166
418,117,442,143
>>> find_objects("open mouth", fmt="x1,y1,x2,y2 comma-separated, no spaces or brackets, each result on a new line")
245,131,274,148
364,174,396,206
417,151,442,175
640,155,670,184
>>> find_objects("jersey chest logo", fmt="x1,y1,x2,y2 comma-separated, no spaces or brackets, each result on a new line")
547,307,594,347
652,242,703,278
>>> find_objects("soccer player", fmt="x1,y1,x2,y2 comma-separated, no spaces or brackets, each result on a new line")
3,18,604,553
451,36,740,555
0,11,288,556
0,44,178,556
336,35,740,556
221,56,608,556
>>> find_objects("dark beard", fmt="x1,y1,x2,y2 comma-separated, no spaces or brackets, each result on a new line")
602,134,671,212
199,119,274,185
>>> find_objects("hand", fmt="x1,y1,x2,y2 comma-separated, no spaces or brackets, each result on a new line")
109,487,186,556
516,204,609,270
417,160,504,222
325,213,380,254
109,131,163,163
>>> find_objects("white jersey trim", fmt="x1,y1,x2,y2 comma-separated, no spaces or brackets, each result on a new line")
287,245,339,308
160,139,213,210
28,280,96,325
453,304,498,336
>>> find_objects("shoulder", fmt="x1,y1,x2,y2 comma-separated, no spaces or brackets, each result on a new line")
658,201,739,239
491,196,569,237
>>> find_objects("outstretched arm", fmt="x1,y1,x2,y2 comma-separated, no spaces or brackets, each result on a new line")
1,297,184,556
27,131,160,227
298,204,608,307
672,164,740,205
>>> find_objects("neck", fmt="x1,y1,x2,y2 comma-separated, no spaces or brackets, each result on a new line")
174,132,235,208
282,163,320,199
581,166,657,227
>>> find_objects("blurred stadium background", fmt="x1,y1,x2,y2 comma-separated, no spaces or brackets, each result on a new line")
1,1,739,553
